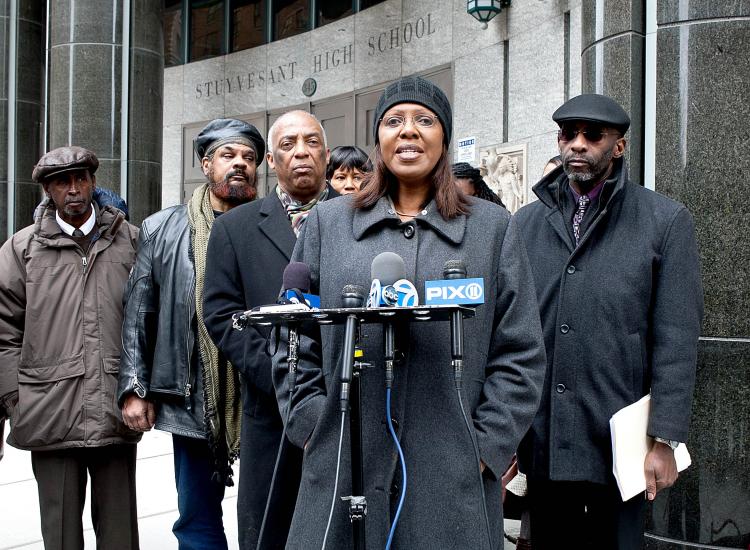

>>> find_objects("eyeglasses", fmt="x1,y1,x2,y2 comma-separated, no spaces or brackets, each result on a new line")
557,126,621,143
380,114,439,130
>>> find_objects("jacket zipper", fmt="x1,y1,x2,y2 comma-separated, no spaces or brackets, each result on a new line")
81,255,88,273
184,277,195,411
133,376,146,398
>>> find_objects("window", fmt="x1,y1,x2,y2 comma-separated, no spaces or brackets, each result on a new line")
190,0,225,61
360,0,386,8
272,0,309,41
316,0,353,27
164,0,183,66
232,0,265,52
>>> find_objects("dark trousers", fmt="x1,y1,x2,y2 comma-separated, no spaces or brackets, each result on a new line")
237,410,302,550
172,434,228,550
31,444,139,550
528,479,646,550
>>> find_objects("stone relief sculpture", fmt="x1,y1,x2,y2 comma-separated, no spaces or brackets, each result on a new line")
480,146,526,213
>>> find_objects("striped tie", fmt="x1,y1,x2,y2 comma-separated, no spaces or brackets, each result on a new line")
572,194,590,245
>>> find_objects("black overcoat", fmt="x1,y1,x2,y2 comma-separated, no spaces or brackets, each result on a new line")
272,195,547,549
203,189,336,549
514,159,704,485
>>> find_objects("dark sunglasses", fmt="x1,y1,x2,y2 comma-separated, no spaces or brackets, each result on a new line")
557,126,621,143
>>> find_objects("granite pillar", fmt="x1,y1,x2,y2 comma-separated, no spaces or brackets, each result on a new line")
644,3,750,548
47,0,162,226
581,0,645,182
0,0,44,241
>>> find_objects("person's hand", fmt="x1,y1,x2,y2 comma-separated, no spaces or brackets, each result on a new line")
644,441,678,500
122,394,156,432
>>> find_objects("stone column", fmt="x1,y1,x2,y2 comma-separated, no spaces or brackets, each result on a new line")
581,1,645,182
645,4,750,548
0,0,45,241
47,0,162,225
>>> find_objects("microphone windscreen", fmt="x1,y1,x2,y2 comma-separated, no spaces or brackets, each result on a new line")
443,259,467,279
283,262,311,293
341,284,367,308
371,252,405,285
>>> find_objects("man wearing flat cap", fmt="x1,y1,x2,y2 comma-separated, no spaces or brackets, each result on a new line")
117,118,264,550
202,110,337,549
0,146,141,549
515,94,703,548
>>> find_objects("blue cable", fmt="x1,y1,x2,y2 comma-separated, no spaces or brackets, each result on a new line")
385,387,407,550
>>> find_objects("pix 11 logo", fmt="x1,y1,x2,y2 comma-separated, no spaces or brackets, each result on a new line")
424,278,485,305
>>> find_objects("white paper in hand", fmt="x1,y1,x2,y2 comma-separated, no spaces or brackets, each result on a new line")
609,393,691,501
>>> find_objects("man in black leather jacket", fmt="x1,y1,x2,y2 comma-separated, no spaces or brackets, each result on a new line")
117,118,265,550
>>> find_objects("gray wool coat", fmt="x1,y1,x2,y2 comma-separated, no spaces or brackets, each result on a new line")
272,194,547,550
514,159,704,485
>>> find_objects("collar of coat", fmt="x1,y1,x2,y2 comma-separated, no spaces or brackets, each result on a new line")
352,194,466,244
34,202,123,247
532,156,629,211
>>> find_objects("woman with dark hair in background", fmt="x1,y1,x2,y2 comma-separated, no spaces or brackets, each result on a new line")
326,145,372,195
273,75,546,549
452,161,506,208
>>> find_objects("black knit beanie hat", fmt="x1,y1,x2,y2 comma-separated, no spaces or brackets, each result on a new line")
372,75,452,146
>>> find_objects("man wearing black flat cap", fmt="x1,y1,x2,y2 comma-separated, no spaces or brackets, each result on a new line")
118,118,264,550
0,146,141,549
515,94,703,548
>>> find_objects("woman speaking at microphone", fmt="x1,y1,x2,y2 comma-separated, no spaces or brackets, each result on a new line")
272,76,546,550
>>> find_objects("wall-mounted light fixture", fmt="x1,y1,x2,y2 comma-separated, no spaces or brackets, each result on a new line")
467,0,512,29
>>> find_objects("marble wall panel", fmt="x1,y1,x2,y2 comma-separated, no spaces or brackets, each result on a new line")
400,0,452,75
14,181,40,229
161,124,182,208
450,0,505,61
223,46,268,116
581,0,644,50
69,44,122,157
524,130,560,197
15,19,42,103
645,339,750,548
507,0,566,39
581,33,644,181
48,45,71,147
306,15,355,101
182,56,225,124
49,0,122,46
264,33,310,110
94,158,122,193
127,160,161,224
658,1,750,24
163,65,184,126
568,1,582,98
132,0,162,54
354,0,402,89
655,21,750,338
506,15,565,142
129,50,163,163
453,42,504,162
0,102,6,182
0,181,6,241
0,10,7,100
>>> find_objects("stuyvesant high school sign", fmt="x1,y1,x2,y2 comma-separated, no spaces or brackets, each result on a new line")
193,12,437,100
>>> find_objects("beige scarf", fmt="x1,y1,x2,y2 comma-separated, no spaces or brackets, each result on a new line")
187,183,241,483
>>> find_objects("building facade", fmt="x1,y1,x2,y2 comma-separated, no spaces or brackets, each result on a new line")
1,1,748,547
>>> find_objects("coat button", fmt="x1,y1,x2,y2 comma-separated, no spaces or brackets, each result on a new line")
566,265,576,274
560,324,570,334
403,224,415,239
555,383,566,394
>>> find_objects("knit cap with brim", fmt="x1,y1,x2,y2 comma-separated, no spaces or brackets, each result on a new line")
372,75,452,146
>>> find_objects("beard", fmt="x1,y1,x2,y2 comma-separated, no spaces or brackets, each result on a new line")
209,167,257,205
563,147,614,188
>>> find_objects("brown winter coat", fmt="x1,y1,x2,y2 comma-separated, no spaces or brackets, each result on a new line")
0,203,141,451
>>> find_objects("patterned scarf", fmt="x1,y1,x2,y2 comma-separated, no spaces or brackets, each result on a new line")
276,184,330,236
187,183,242,485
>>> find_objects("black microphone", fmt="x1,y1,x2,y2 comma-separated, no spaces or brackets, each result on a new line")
444,260,467,385
339,285,366,412
281,261,311,304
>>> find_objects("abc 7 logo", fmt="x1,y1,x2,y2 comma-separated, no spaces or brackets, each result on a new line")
393,280,419,306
